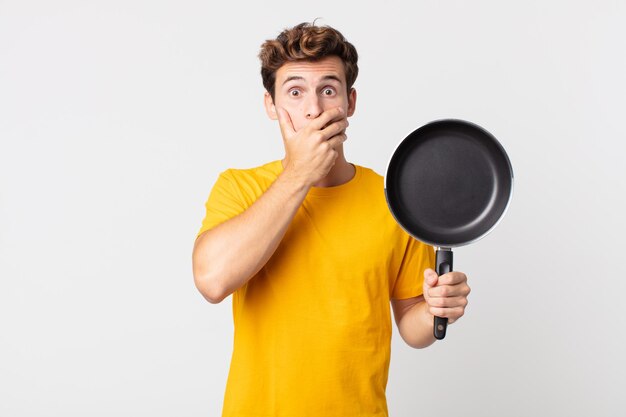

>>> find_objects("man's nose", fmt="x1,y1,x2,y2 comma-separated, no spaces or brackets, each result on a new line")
305,95,323,119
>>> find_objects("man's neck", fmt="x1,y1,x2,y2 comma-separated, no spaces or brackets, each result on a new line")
313,156,355,187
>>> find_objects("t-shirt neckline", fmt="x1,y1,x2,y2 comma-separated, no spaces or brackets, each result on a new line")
271,159,363,197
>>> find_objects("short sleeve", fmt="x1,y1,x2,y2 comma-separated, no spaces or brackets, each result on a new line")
196,170,247,239
391,236,436,299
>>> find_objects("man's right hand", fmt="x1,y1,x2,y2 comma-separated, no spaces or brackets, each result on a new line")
276,106,348,187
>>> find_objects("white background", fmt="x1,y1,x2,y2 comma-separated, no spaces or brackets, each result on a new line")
1,1,625,416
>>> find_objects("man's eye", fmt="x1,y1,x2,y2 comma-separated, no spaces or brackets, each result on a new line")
289,90,300,97
323,88,335,96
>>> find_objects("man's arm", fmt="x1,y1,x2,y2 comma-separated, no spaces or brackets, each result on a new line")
192,107,348,304
391,295,437,349
192,170,309,303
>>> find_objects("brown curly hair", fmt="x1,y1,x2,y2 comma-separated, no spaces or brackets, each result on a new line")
258,22,359,101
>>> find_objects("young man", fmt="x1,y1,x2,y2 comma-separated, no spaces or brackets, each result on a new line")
192,22,471,416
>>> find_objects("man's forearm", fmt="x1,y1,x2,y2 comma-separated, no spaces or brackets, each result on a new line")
398,301,438,349
192,170,310,303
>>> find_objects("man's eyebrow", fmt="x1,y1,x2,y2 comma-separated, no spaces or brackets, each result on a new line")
282,75,304,85
321,75,343,84
282,75,343,86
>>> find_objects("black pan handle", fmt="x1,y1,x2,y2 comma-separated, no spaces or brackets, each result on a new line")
434,248,453,340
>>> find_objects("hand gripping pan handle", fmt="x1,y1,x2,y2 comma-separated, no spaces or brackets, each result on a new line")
434,248,452,340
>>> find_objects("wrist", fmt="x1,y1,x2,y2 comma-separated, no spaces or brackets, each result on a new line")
280,159,314,190
419,301,436,337
277,163,312,194
420,301,434,324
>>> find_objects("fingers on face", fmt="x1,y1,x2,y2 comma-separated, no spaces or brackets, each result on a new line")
321,118,349,138
326,132,348,149
310,106,345,131
278,107,347,141
276,107,295,136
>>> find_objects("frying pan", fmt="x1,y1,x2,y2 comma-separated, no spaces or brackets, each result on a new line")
385,119,513,340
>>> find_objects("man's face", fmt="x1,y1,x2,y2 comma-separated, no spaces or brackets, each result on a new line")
264,55,356,131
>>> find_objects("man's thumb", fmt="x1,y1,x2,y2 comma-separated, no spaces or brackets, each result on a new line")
424,268,438,287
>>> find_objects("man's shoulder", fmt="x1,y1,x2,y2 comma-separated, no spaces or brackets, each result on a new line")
353,164,384,187
355,164,382,178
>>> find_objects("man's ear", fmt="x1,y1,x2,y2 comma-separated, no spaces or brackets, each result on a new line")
264,92,278,120
347,87,357,117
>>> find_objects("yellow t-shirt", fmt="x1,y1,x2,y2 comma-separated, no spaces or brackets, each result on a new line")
196,160,435,417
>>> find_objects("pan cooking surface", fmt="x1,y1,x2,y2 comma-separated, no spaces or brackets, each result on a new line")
386,120,513,247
